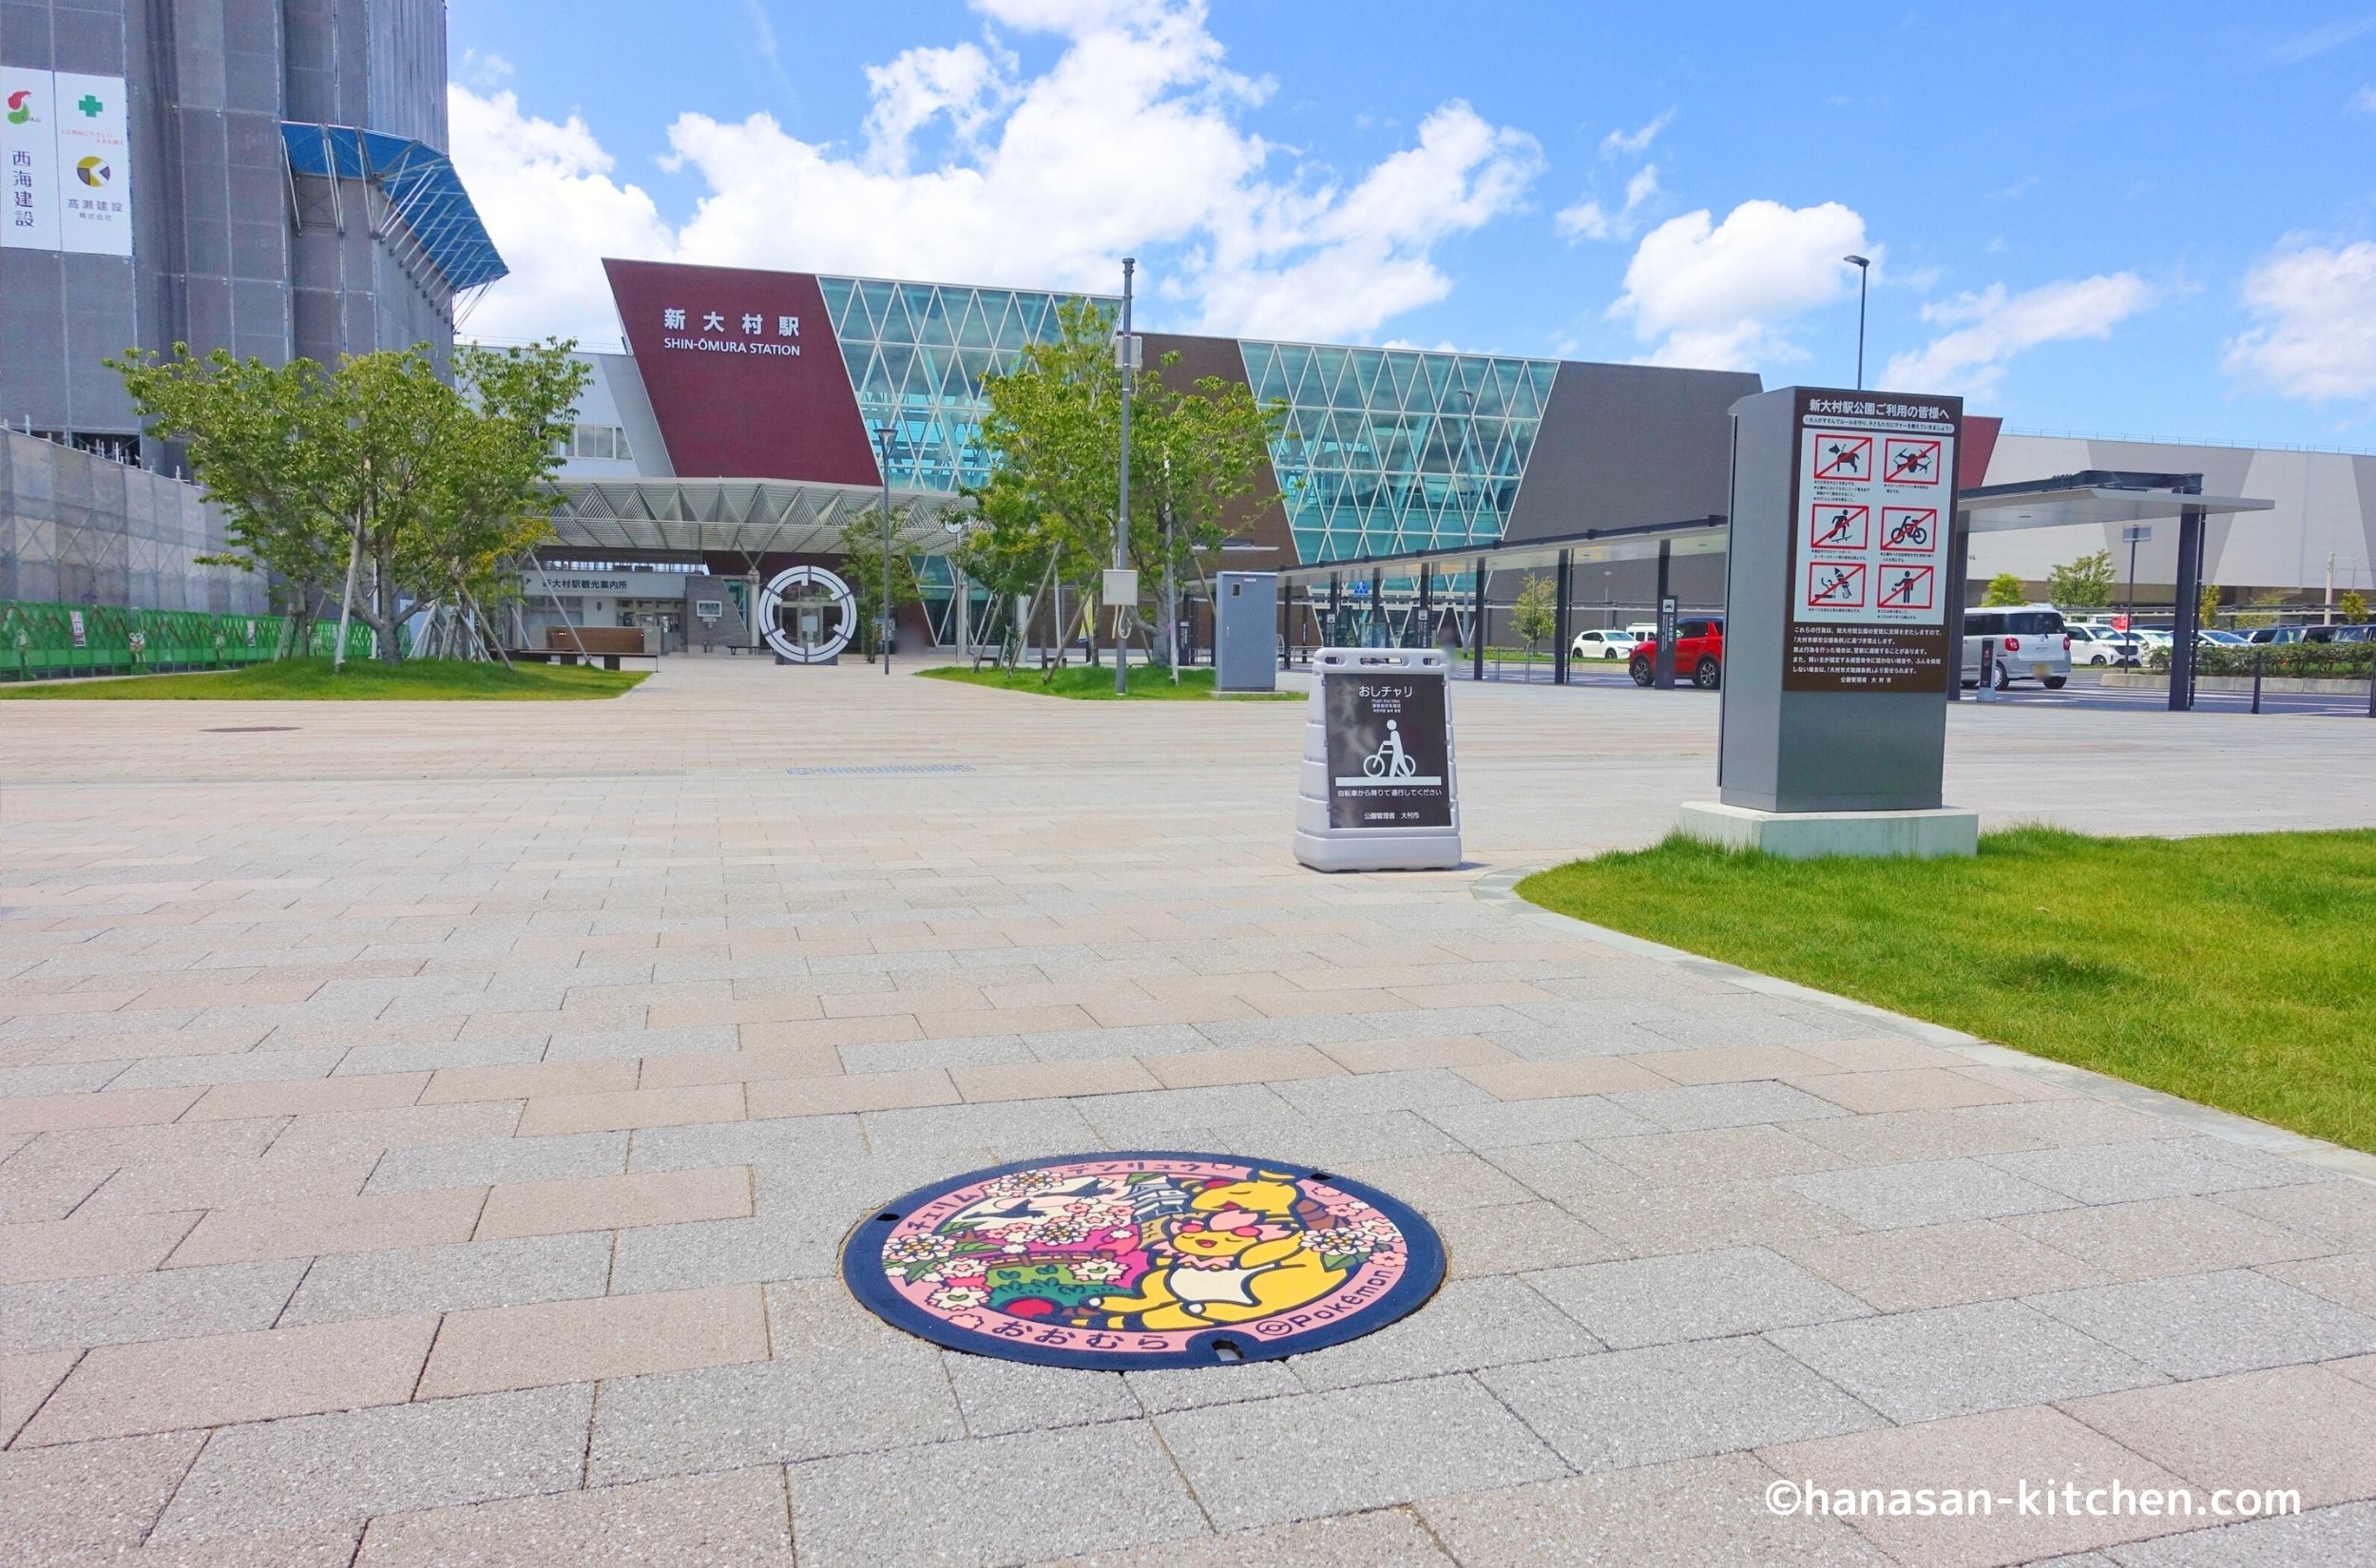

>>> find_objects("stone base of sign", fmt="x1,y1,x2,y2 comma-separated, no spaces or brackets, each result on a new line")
1292,827,1463,872
1677,800,1979,861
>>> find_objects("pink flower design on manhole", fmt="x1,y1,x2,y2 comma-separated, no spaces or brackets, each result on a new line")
842,1154,1445,1367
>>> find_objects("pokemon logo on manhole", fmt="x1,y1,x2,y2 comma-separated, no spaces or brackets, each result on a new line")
841,1154,1445,1368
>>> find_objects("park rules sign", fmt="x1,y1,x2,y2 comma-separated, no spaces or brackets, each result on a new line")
1322,672,1451,830
1784,389,1962,693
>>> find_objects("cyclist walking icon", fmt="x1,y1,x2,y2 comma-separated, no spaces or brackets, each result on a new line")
1361,720,1417,779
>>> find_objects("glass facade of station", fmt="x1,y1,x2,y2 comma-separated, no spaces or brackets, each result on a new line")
818,277,1108,492
1240,342,1559,564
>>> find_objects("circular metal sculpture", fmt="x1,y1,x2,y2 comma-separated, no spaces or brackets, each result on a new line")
758,564,857,663
842,1153,1444,1369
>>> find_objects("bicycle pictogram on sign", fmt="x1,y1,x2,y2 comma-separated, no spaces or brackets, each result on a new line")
1880,507,1937,552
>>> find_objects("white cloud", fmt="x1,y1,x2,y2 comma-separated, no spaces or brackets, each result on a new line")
1556,163,1658,242
448,0,1540,345
1883,274,2153,399
446,87,677,342
2270,16,2376,64
1607,199,1872,369
2353,85,2376,112
2223,239,2376,402
1599,109,1673,159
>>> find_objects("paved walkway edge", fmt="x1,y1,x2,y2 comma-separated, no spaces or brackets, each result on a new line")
1471,862,2376,1186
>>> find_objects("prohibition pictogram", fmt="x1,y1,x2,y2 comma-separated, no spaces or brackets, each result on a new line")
1883,438,1942,486
1804,560,1868,610
1809,503,1869,550
1879,507,1937,552
1876,564,1935,610
1812,434,1872,481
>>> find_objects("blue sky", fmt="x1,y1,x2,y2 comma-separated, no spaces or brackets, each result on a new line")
447,1,2376,449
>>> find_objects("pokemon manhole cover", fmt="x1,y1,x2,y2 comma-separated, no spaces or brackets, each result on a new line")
841,1153,1445,1369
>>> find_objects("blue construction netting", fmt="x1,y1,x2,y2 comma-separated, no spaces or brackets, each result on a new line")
278,123,508,293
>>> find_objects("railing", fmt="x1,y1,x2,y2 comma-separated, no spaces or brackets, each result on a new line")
0,601,389,680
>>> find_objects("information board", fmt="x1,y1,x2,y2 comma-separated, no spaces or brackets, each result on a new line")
2,71,129,257
1322,672,1451,830
1784,389,1961,693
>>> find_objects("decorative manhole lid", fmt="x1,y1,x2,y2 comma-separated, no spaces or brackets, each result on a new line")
841,1152,1444,1369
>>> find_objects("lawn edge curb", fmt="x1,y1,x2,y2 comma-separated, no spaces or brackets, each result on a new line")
1469,861,2376,1187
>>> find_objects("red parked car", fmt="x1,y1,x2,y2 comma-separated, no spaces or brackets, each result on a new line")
1629,616,1725,689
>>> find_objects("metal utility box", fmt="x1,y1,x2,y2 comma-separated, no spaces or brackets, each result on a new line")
1293,647,1462,872
1214,571,1279,692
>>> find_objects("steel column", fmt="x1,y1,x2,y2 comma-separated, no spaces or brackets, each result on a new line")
1553,548,1573,686
1652,539,1676,690
1472,557,1487,681
1416,563,1432,650
2169,503,2204,713
1945,518,1970,699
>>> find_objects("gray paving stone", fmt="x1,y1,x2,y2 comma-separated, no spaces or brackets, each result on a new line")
1157,1374,1566,1530
1526,1245,1872,1348
1484,1022,1693,1059
1781,1157,2079,1230
0,1258,305,1354
1479,1336,1886,1470
589,1344,962,1484
152,1385,592,1541
2106,1501,2376,1565
2027,1269,2376,1379
104,1044,349,1089
1483,1140,1645,1205
1425,1096,1663,1149
843,1034,1035,1072
0,1060,134,1096
1766,1299,2166,1423
627,1114,869,1176
1192,1014,1379,1050
943,1352,1141,1436
1176,1111,1466,1167
278,1232,612,1324
858,1099,1103,1164
1014,1507,1456,1568
1269,1069,1497,1119
541,1024,738,1062
334,1035,547,1076
1122,1362,1303,1414
1074,1084,1295,1142
1606,1080,1850,1132
786,1420,1205,1568
0,1430,208,1558
1285,1274,1602,1392
1415,1450,1891,1568
1334,1152,1537,1212
1981,1138,2318,1205
1025,1023,1212,1061
364,1129,629,1193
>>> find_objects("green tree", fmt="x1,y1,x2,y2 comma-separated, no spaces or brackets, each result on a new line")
965,297,1282,682
835,509,924,660
1983,572,2028,606
2198,582,2223,628
1511,572,1559,660
2342,589,2370,622
111,339,586,665
107,348,348,657
2047,548,2115,608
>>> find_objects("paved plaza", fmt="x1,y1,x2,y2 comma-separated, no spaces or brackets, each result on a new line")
5,656,2376,1568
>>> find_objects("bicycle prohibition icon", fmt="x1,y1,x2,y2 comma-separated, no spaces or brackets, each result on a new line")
1361,720,1418,779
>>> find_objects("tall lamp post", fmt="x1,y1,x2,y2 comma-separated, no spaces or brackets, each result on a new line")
1844,254,1870,390
873,423,894,675
1113,256,1137,697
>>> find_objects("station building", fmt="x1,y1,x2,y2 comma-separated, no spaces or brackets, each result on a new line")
543,258,2376,656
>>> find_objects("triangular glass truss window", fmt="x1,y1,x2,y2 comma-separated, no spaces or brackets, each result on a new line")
1240,338,1559,565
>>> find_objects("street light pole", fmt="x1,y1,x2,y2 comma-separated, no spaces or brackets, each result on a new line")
874,423,893,675
1844,255,1871,390
1114,256,1136,697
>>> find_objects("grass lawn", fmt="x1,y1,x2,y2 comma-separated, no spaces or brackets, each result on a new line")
1518,826,2376,1152
0,658,647,701
918,664,1300,700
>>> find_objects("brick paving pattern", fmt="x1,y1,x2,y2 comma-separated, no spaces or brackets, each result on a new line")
3,657,2374,1566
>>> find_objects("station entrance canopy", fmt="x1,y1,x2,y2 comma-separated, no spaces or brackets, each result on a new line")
548,477,972,559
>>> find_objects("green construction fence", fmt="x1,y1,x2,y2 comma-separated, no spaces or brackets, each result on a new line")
0,600,393,680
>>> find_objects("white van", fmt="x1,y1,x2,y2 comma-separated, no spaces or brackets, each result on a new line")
1963,605,2071,690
